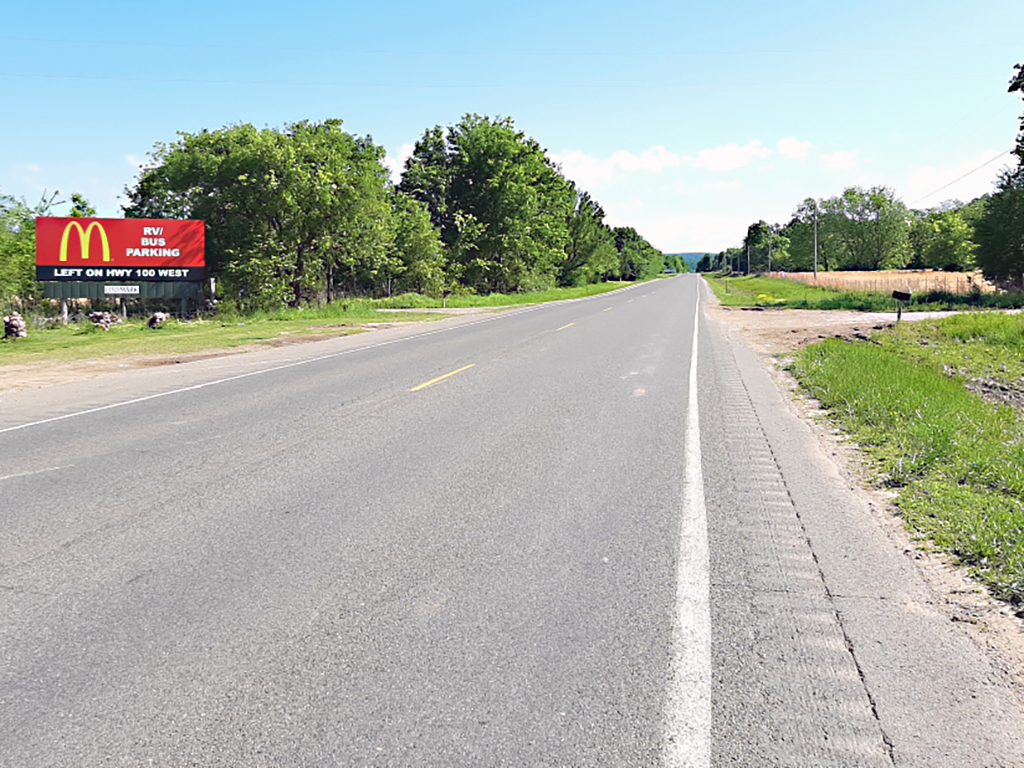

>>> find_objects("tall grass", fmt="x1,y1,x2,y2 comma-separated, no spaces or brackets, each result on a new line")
783,269,996,295
792,334,1024,604
706,275,1024,311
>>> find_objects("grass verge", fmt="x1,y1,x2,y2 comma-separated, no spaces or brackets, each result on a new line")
0,281,639,366
0,316,377,366
377,280,635,309
790,313,1024,605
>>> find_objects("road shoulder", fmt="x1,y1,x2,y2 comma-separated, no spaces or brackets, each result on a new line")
705,295,1024,765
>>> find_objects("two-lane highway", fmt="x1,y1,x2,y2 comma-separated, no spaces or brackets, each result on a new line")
3,276,1024,766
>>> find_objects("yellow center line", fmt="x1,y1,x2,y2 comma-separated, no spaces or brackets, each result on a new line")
604,307,613,312
409,363,476,392
556,322,575,331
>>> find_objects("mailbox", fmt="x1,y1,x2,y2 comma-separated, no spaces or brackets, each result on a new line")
892,289,911,321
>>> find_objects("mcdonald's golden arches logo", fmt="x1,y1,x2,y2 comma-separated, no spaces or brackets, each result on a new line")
59,220,110,263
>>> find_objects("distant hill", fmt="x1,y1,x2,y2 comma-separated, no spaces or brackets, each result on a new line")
664,252,711,271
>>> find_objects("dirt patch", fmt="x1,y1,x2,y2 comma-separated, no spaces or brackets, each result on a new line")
707,299,1024,687
966,377,1024,412
0,324,376,392
704,303,952,356
0,311,501,394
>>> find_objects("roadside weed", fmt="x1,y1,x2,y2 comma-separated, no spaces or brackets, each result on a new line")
791,318,1024,606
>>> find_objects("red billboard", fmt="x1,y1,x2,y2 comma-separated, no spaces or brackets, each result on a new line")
36,217,205,281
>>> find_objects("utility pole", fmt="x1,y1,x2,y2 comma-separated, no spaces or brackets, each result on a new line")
813,205,819,278
746,244,750,275
768,224,773,276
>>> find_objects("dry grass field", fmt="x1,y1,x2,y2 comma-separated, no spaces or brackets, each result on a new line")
777,269,996,295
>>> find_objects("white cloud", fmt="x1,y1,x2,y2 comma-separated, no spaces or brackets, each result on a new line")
690,140,771,172
11,162,43,178
820,151,858,170
777,137,812,160
636,212,755,252
608,146,682,173
383,143,416,184
662,179,743,194
550,150,618,184
550,146,682,188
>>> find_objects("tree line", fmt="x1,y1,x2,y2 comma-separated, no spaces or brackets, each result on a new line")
1,115,668,314
696,64,1024,288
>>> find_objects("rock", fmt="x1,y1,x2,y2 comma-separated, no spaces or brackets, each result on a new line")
148,312,171,329
4,311,27,339
88,311,122,331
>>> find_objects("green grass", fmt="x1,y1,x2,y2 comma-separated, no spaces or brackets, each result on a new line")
875,312,1024,384
0,315,374,365
790,314,1024,605
704,274,1024,312
706,275,855,307
0,281,640,366
394,280,635,308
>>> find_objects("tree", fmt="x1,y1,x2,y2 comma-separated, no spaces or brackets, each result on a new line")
909,198,987,269
920,211,977,271
975,65,1024,286
68,193,96,218
1011,63,1024,169
695,254,713,272
388,191,446,296
612,227,663,280
400,114,575,293
560,189,617,286
0,191,57,312
123,120,393,309
818,186,912,270
396,126,452,241
719,246,744,273
783,197,846,272
975,169,1024,286
663,254,688,273
743,220,789,273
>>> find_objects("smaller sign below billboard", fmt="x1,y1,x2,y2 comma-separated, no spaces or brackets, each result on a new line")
44,281,201,301
36,217,205,282
104,285,141,295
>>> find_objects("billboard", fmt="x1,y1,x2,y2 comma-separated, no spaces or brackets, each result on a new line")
36,217,205,281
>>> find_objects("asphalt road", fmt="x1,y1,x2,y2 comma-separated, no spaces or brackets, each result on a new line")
2,275,1024,766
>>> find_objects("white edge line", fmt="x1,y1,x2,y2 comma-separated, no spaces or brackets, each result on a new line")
0,281,648,435
0,465,68,481
665,278,712,767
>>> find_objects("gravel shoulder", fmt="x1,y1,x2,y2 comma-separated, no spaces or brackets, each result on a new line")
707,300,1024,690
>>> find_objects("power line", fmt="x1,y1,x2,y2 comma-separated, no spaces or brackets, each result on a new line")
0,36,1019,58
910,147,1014,206
0,70,992,90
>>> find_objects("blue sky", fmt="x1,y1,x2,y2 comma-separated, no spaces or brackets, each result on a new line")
1,0,1020,252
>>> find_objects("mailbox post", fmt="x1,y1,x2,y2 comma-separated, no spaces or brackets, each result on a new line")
892,290,911,321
